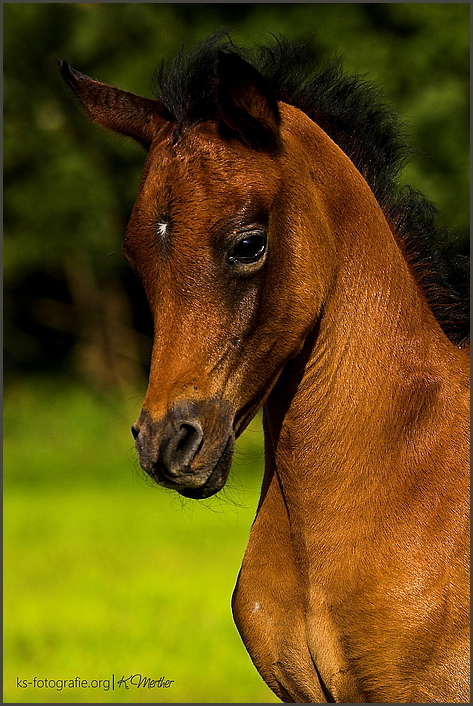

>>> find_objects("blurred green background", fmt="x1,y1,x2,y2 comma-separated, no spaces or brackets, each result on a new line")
4,3,469,703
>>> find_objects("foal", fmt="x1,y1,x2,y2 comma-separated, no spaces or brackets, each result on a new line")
60,37,469,702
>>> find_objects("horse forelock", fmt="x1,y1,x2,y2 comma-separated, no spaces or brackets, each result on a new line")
151,33,469,347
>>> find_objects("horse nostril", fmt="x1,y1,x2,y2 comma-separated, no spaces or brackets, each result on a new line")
131,424,139,440
161,420,204,475
176,423,200,453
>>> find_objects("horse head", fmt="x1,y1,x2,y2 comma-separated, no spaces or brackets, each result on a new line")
59,49,334,498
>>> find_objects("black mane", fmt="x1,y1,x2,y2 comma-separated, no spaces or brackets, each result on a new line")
153,34,469,346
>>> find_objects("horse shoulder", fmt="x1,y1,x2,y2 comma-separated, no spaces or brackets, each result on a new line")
232,464,330,703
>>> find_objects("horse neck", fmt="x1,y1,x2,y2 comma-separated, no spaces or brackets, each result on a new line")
263,122,468,531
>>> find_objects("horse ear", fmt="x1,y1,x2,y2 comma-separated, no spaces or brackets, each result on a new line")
217,49,280,150
58,60,170,150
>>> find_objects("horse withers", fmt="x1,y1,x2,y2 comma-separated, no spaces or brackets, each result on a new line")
60,37,469,703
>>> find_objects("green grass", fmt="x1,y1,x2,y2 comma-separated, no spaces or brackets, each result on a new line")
4,378,277,703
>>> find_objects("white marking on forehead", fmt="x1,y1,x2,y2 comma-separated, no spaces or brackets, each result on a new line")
157,222,168,238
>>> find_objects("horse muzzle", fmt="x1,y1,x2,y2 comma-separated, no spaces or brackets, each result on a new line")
132,398,235,499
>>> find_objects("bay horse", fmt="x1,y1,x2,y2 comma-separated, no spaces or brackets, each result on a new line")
59,36,470,703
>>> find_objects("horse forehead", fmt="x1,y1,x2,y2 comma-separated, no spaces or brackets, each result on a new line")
146,127,280,195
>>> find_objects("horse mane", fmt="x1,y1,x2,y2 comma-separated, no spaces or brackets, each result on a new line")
152,33,469,347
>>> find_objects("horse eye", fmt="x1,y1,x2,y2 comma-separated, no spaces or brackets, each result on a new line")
228,233,267,264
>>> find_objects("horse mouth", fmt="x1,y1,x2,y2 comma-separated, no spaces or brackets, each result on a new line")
177,433,235,499
148,432,234,499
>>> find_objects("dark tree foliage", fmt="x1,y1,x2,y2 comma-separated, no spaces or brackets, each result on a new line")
4,3,469,389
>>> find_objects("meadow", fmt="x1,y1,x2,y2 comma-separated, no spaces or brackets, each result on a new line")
4,378,278,703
